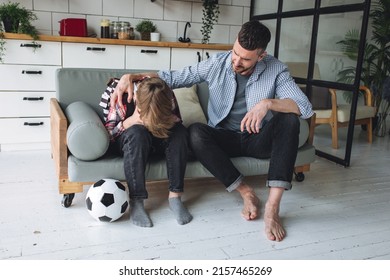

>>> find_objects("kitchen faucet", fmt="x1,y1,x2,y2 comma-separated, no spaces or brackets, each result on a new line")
179,22,191,43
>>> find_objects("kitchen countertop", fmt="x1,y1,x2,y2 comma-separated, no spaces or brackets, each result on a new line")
3,33,233,50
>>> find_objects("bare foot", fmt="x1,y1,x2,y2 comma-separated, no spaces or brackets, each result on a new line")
264,203,285,241
237,184,260,220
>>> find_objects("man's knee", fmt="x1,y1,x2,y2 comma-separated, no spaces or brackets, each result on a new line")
277,113,300,133
281,112,299,124
188,122,203,132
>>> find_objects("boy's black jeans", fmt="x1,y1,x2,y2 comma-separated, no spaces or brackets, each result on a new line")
117,123,188,200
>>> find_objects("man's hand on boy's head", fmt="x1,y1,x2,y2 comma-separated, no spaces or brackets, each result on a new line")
111,74,135,110
111,72,158,110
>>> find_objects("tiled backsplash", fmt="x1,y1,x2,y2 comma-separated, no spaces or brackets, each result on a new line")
0,0,251,44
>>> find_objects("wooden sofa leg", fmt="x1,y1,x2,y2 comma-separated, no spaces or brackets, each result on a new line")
58,179,90,208
59,179,85,194
295,164,310,173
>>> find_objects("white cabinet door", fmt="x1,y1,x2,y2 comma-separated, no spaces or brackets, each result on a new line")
0,64,58,91
3,40,61,65
126,46,170,70
202,49,226,60
0,39,61,151
63,42,125,69
0,118,50,144
170,48,227,70
1,91,55,117
170,48,202,70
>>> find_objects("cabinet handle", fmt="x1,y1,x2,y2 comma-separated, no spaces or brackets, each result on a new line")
24,122,44,126
20,43,42,48
141,50,158,54
22,70,42,75
197,51,201,62
23,97,44,101
86,47,106,51
205,52,210,59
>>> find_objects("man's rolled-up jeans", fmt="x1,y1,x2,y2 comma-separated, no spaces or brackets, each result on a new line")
188,113,300,191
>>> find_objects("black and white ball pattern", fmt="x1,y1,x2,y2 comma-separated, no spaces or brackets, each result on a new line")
86,179,129,222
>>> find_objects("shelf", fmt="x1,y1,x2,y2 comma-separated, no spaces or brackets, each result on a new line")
3,33,233,51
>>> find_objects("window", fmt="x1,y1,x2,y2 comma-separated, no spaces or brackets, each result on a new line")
251,0,371,166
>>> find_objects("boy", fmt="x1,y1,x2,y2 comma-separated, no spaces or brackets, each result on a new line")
100,77,192,227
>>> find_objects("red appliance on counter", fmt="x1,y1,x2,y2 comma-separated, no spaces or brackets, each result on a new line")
59,18,87,37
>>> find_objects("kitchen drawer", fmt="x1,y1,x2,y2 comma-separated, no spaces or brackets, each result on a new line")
63,42,125,68
3,39,61,65
0,65,58,91
170,48,225,70
126,46,170,70
171,48,203,70
0,117,50,144
1,91,55,117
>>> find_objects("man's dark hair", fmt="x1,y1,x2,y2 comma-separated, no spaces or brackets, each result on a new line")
237,20,271,51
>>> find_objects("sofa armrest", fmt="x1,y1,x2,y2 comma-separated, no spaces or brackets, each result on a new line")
50,98,68,179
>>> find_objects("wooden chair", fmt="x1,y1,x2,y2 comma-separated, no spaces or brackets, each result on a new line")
314,85,376,149
286,62,376,149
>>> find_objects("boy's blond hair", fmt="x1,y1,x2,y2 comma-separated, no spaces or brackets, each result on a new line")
136,77,176,138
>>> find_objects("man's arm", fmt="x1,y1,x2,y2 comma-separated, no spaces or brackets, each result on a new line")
263,98,300,114
241,98,300,134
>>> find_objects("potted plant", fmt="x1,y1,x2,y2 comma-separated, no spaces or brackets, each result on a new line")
336,0,390,135
135,19,157,41
200,0,220,44
0,1,39,63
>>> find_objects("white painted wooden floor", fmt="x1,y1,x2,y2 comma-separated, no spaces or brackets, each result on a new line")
0,125,389,260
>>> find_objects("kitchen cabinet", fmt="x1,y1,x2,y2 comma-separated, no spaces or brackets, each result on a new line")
126,45,170,70
63,42,125,69
1,34,231,151
0,39,61,151
170,48,227,70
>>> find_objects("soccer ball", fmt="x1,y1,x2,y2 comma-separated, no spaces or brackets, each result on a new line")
85,179,129,222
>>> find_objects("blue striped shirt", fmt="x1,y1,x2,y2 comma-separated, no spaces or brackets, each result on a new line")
158,51,314,128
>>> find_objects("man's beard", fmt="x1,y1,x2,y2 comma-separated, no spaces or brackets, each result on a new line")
232,63,255,76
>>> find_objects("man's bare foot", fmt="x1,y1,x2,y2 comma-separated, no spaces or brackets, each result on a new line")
236,183,260,220
264,203,285,241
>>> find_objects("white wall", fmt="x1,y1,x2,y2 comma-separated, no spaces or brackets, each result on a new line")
0,0,251,44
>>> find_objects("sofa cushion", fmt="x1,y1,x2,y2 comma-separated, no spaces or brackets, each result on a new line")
173,85,208,127
65,101,110,161
67,145,316,182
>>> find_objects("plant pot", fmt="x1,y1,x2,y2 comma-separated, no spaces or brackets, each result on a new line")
2,17,19,32
150,32,160,42
140,32,150,41
374,113,388,137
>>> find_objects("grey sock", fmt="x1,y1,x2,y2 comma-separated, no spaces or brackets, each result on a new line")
169,197,193,225
130,199,153,227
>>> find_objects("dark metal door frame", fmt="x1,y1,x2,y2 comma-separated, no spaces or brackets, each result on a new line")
250,0,371,167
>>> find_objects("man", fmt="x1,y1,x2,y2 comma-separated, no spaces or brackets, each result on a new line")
110,20,313,241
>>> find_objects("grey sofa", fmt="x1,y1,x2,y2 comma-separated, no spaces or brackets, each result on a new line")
51,68,316,207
